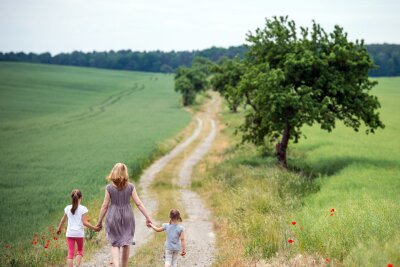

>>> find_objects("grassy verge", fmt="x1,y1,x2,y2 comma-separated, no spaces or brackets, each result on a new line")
192,106,318,266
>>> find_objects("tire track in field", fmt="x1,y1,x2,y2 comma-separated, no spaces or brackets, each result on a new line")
83,118,204,267
59,83,145,126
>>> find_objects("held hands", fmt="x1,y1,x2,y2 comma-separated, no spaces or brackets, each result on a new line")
93,225,102,232
95,222,103,232
146,217,152,228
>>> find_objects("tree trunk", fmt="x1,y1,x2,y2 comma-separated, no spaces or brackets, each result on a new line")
231,104,237,113
276,124,291,168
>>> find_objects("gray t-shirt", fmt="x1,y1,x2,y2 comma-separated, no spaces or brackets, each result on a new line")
162,223,184,251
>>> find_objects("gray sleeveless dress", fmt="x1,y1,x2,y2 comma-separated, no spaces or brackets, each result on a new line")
105,183,135,247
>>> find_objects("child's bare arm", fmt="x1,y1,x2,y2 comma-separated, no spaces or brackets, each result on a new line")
82,213,100,231
149,223,165,232
180,231,186,256
56,214,67,235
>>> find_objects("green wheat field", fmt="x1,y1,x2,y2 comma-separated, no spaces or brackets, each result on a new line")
0,62,190,245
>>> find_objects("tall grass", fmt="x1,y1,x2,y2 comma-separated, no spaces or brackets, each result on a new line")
290,77,400,265
195,77,399,266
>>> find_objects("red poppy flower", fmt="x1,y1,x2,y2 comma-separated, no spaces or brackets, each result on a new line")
330,208,335,212
387,264,393,267
288,239,294,244
4,244,10,249
326,258,330,263
33,241,37,245
44,244,49,249
53,237,58,241
291,221,296,225
330,213,334,216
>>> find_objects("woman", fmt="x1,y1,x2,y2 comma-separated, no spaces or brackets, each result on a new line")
96,163,152,267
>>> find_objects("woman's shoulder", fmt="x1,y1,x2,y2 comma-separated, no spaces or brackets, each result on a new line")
106,183,115,192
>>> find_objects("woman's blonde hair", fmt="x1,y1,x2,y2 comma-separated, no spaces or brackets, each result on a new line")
107,163,129,190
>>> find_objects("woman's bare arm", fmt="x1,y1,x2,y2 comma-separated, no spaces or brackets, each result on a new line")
131,186,152,225
97,189,110,227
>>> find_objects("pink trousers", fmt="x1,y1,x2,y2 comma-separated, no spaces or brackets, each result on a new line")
67,237,84,259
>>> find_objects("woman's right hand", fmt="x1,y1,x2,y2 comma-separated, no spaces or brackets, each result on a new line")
146,217,152,227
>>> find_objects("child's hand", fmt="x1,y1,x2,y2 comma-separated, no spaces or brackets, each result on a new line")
93,226,101,232
181,249,186,256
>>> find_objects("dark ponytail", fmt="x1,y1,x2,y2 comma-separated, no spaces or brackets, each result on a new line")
70,189,82,215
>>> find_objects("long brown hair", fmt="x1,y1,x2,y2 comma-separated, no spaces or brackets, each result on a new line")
107,163,129,190
70,189,82,215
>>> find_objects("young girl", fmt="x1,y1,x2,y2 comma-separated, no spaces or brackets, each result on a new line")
149,209,186,267
57,189,100,267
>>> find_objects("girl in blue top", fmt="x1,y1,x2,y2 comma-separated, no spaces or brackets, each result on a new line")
149,209,186,267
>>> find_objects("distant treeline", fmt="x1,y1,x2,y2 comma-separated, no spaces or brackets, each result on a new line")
0,44,399,76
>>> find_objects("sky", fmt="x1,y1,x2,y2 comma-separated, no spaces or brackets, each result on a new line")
0,0,399,54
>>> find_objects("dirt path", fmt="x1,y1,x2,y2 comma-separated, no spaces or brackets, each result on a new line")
84,95,219,267
178,117,217,266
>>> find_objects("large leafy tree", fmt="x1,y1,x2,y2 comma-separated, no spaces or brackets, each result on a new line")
211,57,245,112
239,16,385,167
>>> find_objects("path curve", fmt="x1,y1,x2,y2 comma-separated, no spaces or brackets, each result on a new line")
83,118,204,267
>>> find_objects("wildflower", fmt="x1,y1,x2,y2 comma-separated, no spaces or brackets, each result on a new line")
387,264,393,267
291,221,296,225
288,239,294,244
330,213,334,217
44,244,49,249
330,208,335,212
54,236,58,241
33,241,37,245
4,244,10,249
326,258,330,263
